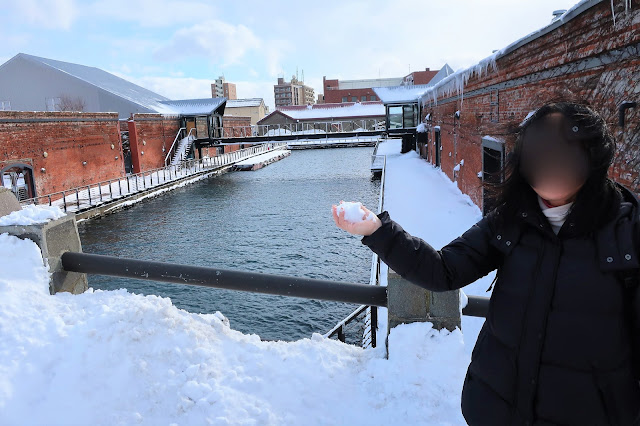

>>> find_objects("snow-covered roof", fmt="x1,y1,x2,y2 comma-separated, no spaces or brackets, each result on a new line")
226,98,264,108
13,53,171,113
158,98,226,116
418,0,602,106
373,65,455,104
261,102,385,122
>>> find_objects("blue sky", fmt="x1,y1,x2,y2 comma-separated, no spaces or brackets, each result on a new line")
1,0,581,110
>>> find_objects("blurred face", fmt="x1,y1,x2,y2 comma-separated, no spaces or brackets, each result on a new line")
519,113,589,206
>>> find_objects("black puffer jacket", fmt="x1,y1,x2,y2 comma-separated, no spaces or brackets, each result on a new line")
362,184,640,425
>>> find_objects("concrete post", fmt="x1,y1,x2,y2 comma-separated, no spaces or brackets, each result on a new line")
0,190,87,295
387,269,461,338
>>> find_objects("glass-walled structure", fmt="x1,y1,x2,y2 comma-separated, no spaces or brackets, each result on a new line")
386,103,419,130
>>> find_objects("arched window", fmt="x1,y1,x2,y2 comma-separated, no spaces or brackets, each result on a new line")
1,163,36,201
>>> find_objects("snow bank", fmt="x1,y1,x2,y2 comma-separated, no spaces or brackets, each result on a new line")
0,204,66,226
0,229,471,425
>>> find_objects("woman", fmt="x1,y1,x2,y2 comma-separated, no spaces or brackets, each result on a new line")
333,102,640,425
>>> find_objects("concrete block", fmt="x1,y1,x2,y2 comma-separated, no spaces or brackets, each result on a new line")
387,269,461,337
0,187,21,217
0,214,88,295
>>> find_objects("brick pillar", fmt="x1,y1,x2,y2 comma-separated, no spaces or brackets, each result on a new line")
127,120,141,174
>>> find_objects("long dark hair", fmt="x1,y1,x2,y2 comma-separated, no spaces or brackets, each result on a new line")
485,101,620,229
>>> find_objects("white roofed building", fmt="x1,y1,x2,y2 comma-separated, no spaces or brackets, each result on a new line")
257,102,385,131
224,98,269,125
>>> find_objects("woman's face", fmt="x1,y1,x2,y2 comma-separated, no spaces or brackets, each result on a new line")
519,113,590,206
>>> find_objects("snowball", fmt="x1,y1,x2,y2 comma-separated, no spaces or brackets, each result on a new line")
336,201,376,223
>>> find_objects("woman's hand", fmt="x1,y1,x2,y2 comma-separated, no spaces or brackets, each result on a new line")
331,202,382,236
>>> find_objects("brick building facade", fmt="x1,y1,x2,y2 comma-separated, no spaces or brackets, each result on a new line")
416,0,639,210
127,114,181,173
0,111,124,199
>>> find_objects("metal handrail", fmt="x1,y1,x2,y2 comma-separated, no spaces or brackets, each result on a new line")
165,127,197,167
164,127,186,166
20,142,288,212
61,252,388,307
214,119,383,139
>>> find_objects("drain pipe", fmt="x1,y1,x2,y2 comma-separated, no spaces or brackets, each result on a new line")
618,101,637,128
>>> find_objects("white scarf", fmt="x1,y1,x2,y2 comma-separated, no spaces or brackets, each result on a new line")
538,196,574,235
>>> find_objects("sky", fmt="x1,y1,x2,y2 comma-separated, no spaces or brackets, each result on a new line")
0,0,582,111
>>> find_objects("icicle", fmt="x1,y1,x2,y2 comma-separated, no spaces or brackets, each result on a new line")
611,0,616,25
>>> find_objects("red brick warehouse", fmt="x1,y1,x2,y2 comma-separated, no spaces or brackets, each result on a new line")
416,0,639,212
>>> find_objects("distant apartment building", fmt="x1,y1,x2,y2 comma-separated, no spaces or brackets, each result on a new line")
274,76,315,108
211,76,237,100
323,67,450,104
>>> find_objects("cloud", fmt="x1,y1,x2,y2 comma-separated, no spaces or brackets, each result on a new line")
10,0,77,30
153,20,262,67
85,0,217,28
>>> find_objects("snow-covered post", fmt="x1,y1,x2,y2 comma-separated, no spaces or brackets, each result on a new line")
0,188,88,295
387,270,461,334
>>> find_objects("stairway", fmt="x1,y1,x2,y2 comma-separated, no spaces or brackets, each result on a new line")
170,134,195,166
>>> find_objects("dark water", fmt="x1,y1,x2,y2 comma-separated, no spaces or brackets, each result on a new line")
78,147,380,341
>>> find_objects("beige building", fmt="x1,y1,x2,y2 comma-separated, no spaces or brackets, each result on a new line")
224,98,269,125
274,76,315,108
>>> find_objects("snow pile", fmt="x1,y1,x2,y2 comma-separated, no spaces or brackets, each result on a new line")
0,231,471,425
336,201,376,223
0,204,66,226
416,123,428,133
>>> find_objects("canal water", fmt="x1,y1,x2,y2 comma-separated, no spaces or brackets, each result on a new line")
78,147,380,341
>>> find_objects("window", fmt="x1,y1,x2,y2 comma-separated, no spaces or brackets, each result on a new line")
351,97,357,102
370,95,377,101
0,101,10,111
388,106,403,129
342,97,348,103
361,96,367,102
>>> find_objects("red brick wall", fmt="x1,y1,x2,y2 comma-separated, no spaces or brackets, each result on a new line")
420,1,639,208
129,114,181,172
223,116,252,137
0,111,123,198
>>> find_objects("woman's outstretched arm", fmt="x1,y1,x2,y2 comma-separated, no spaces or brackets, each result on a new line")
333,204,501,292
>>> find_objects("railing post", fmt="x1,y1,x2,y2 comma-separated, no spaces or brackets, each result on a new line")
98,183,103,202
387,270,460,341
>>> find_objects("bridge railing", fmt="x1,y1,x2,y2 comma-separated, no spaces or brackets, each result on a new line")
216,119,386,139
19,142,288,213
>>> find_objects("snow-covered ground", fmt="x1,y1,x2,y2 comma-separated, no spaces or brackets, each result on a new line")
0,140,493,425
234,149,290,166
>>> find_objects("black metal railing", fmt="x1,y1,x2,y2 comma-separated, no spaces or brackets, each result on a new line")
61,252,489,348
61,252,388,307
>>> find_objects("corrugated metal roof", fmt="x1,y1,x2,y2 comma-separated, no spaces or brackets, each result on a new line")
16,53,171,113
226,98,264,108
158,98,226,116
